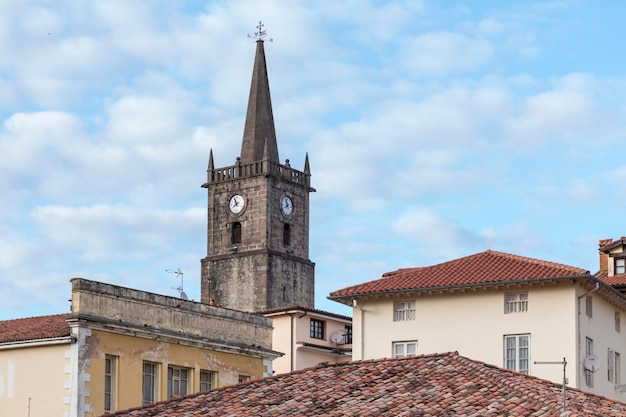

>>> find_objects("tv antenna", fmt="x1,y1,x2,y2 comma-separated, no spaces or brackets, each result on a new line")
534,357,567,414
166,268,188,300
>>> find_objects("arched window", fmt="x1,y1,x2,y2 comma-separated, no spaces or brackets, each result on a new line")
231,222,242,244
283,223,291,246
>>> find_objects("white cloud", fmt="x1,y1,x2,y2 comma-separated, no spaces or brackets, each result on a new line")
400,32,494,75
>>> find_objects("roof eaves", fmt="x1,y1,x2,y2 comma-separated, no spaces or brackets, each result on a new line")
328,274,593,304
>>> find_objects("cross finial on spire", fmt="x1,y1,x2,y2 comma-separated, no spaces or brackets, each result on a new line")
248,21,273,42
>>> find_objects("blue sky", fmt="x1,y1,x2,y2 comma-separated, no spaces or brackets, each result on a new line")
1,0,625,320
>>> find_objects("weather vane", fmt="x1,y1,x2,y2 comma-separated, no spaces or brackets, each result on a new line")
248,21,273,42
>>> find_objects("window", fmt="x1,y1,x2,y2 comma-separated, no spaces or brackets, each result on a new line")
586,338,594,387
392,341,417,357
586,296,593,318
200,370,216,392
344,326,353,344
310,319,325,339
617,352,622,385
504,335,530,375
505,292,528,314
167,366,189,399
104,355,117,413
238,375,250,383
608,349,621,383
142,362,158,405
393,301,416,321
616,258,626,274
616,311,621,333
283,224,291,246
231,222,242,244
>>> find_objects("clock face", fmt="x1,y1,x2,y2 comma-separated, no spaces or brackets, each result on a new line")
229,194,245,214
281,196,293,215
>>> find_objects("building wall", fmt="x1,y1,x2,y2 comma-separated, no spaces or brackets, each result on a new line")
85,329,267,416
353,284,578,387
269,313,351,375
576,286,626,400
71,278,273,350
0,343,69,417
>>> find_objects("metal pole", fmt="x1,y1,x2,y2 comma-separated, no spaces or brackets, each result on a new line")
534,358,567,413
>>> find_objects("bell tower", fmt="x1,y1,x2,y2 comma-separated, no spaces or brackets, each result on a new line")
200,25,315,313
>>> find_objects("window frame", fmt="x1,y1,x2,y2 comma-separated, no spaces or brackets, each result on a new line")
585,296,593,318
344,326,353,344
393,300,416,322
283,223,291,246
310,319,325,340
231,222,242,244
504,292,528,314
167,365,190,400
616,311,621,333
200,370,216,392
585,337,594,387
392,341,417,357
104,355,117,413
504,334,530,375
142,362,159,405
616,258,626,275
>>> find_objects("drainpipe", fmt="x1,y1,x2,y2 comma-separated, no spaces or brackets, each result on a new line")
353,299,363,360
577,282,599,388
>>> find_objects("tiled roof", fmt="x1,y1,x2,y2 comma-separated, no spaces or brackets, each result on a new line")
0,314,71,344
596,270,626,286
258,305,352,321
329,250,589,300
104,352,626,417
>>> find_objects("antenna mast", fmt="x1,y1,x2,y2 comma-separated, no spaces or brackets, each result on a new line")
166,268,187,299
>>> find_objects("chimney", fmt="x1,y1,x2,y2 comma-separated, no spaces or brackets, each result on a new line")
599,238,613,273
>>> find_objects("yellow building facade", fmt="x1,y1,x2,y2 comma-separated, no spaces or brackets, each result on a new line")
0,278,280,417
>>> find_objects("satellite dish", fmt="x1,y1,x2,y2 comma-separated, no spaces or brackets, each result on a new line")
584,354,601,372
180,291,188,300
329,330,344,344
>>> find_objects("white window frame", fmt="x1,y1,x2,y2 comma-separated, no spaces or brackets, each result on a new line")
585,338,594,387
608,349,621,384
586,296,593,318
504,334,530,375
104,355,117,413
393,301,416,322
392,341,417,357
504,292,528,314
167,365,190,399
616,311,621,333
142,362,158,405
616,258,626,274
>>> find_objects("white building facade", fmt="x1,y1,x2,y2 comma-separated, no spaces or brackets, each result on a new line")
262,306,351,375
330,246,626,401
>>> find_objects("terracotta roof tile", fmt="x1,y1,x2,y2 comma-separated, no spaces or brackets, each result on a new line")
0,314,71,344
596,270,626,286
104,352,626,416
258,305,351,321
329,250,589,299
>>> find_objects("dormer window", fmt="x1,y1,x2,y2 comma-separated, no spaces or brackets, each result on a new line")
616,258,625,274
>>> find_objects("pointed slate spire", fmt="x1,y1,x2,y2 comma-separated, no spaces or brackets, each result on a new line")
207,149,214,171
304,153,310,174
240,39,279,165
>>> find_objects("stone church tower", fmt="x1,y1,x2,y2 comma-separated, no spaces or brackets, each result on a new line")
200,37,315,313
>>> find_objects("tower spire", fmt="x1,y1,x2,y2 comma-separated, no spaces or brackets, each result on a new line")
240,23,279,165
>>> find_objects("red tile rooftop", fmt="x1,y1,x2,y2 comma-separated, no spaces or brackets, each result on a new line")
0,313,71,344
104,351,626,417
329,250,590,300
